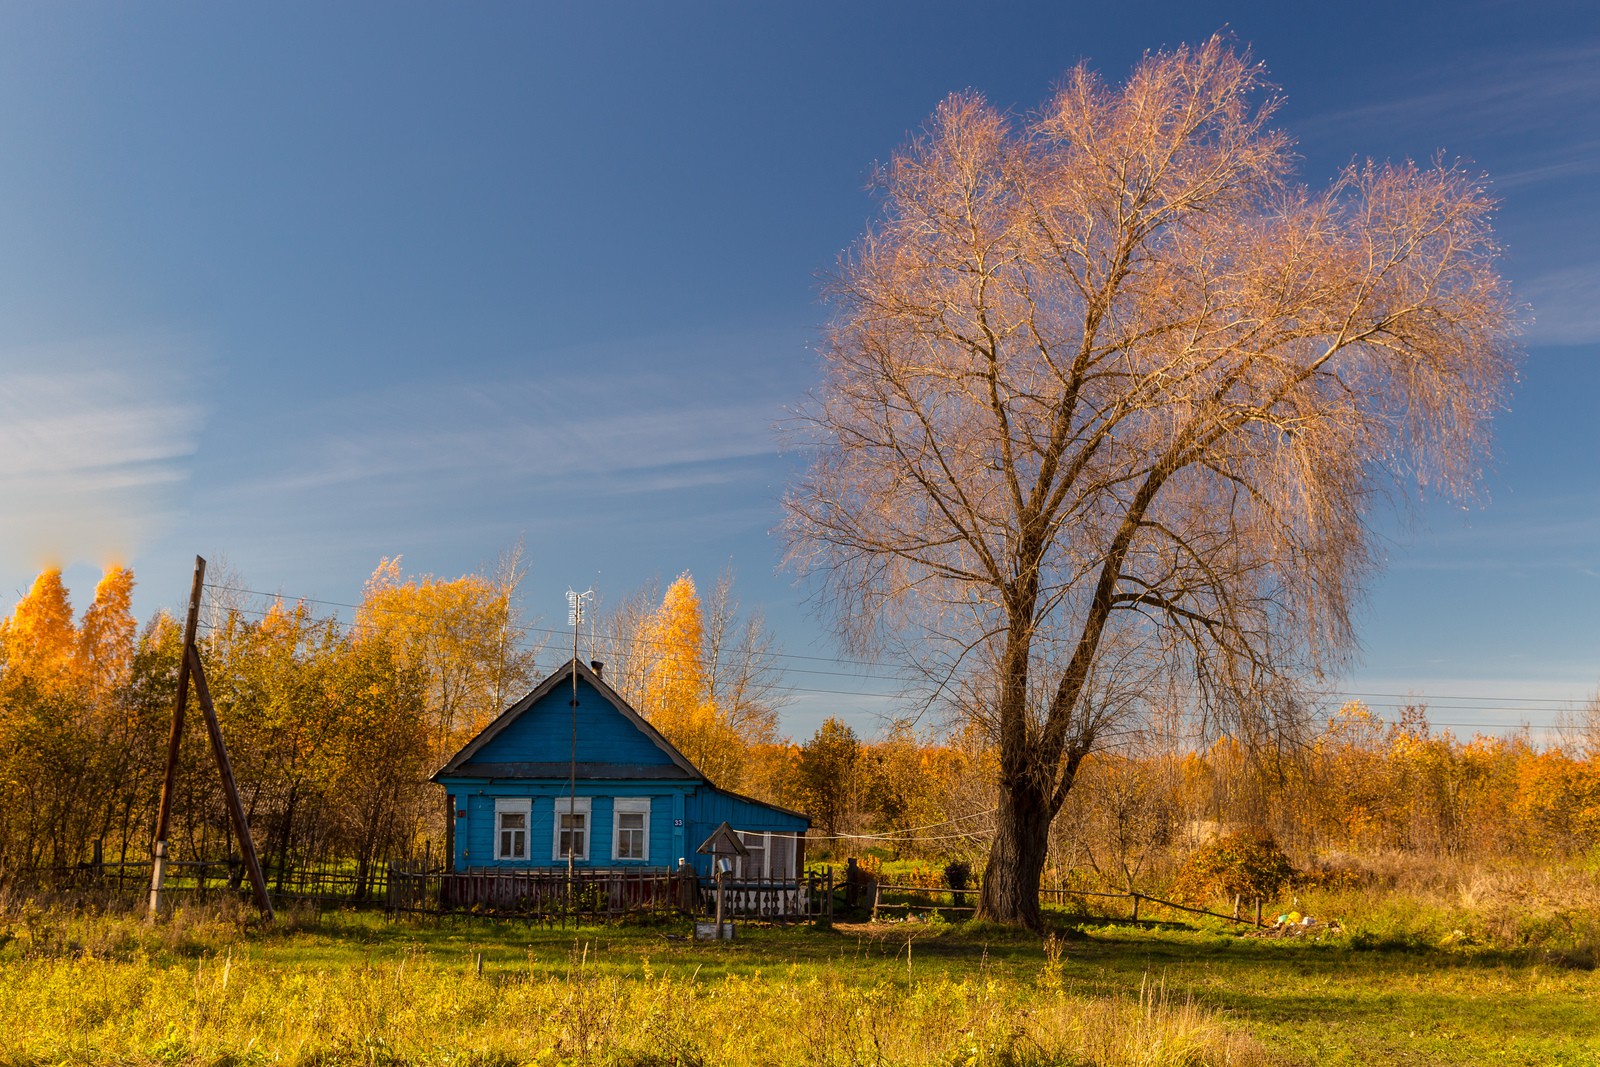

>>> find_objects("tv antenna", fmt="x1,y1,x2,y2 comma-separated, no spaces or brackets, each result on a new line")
564,587,593,890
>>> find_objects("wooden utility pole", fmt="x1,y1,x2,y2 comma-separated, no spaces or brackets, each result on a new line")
147,555,274,921
149,556,205,918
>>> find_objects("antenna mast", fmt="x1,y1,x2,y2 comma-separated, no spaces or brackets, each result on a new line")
564,588,593,893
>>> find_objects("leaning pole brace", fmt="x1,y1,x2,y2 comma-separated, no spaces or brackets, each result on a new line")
147,555,274,921
148,556,204,918
189,643,274,919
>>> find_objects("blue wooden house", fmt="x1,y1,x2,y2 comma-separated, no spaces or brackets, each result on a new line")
431,658,809,883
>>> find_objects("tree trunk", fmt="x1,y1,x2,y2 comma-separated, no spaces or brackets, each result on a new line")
274,782,299,894
976,774,1053,930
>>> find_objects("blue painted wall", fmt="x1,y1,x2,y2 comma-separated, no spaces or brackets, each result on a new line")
441,780,807,875
444,781,692,870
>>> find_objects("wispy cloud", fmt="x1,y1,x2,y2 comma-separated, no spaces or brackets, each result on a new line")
1520,264,1600,345
1304,44,1600,146
194,313,815,576
246,373,782,498
0,336,206,568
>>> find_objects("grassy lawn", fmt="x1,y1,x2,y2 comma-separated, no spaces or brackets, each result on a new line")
0,904,1596,1065
1058,923,1600,1065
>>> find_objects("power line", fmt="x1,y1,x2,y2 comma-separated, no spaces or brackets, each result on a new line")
193,583,1594,728
201,584,917,682
204,583,915,675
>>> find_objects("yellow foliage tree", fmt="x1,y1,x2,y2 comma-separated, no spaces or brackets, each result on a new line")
642,574,708,723
76,566,137,693
1,568,78,687
355,555,539,761
637,573,746,787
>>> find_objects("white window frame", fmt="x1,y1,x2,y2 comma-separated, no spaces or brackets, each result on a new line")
735,831,797,881
767,832,796,880
494,798,531,861
737,831,767,880
553,796,591,862
611,798,651,862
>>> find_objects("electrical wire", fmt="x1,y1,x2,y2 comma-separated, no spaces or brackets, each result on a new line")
192,583,1595,730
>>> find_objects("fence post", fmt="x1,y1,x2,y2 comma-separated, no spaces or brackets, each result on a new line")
1130,893,1140,922
1254,898,1262,926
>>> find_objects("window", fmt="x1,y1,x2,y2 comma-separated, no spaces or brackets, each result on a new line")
768,833,795,880
553,796,591,861
735,831,796,880
612,798,651,862
738,831,766,880
495,798,530,861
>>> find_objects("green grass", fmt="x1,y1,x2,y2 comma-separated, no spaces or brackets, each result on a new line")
0,901,1597,1065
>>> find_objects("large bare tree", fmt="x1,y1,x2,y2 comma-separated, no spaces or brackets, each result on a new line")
782,39,1518,929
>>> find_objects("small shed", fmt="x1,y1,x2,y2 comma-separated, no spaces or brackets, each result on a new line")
431,658,809,882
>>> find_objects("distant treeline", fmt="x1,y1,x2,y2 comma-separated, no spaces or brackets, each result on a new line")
1,562,1596,890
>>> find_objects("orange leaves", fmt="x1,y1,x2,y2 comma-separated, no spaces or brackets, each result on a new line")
1511,751,1600,853
76,566,136,694
2,568,77,686
2,566,138,695
639,573,710,728
354,555,537,759
633,572,749,786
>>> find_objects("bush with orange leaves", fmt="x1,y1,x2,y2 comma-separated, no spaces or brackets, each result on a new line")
1168,829,1297,907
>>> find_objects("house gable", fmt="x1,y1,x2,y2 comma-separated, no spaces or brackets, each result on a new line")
434,659,700,781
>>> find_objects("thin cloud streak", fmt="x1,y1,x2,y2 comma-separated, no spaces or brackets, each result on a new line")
0,338,206,567
244,384,781,497
1520,264,1600,345
1302,44,1600,144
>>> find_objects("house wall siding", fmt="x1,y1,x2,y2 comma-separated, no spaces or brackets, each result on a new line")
685,786,809,879
446,780,688,869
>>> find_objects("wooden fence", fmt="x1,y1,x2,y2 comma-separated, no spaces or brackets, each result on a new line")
388,867,680,920
386,866,836,923
0,856,413,908
869,881,1265,927
4,856,1260,929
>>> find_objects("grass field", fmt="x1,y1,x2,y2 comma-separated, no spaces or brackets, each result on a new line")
0,898,1597,1066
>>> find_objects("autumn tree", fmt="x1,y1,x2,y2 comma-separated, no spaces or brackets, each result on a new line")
858,724,950,850
320,631,432,894
605,570,787,791
633,573,744,784
76,566,136,693
783,39,1518,927
355,553,541,761
642,574,711,731
0,566,155,867
796,717,861,839
1,567,77,686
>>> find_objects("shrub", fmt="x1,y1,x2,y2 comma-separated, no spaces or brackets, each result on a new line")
1169,829,1296,906
944,861,972,892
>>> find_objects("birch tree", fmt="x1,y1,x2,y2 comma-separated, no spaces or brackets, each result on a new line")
783,38,1518,927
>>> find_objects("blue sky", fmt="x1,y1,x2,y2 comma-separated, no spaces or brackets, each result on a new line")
0,1,1596,738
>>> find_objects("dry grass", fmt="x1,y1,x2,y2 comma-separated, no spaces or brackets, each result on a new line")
0,905,1268,1067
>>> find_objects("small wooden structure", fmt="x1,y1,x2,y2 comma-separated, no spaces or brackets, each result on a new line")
695,822,748,940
